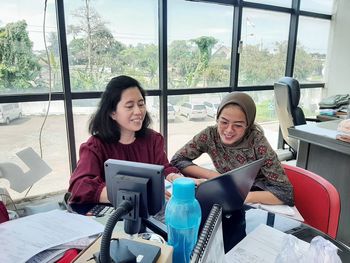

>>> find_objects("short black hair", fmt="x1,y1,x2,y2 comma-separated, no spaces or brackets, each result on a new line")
89,75,151,143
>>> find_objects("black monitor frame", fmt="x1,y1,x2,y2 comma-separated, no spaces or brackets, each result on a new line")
105,159,165,228
98,159,165,263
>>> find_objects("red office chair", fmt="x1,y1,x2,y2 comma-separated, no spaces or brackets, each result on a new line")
282,164,340,238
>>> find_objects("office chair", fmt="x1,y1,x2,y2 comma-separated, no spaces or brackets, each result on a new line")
274,77,317,157
283,164,340,238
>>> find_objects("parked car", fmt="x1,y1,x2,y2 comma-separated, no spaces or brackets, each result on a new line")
204,101,220,118
151,103,176,122
0,103,22,125
179,102,207,120
167,103,176,121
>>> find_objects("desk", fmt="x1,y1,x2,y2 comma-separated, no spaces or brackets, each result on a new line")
288,120,350,246
72,204,350,262
245,208,350,262
73,232,172,263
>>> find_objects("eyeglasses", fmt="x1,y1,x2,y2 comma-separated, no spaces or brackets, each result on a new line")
217,118,247,130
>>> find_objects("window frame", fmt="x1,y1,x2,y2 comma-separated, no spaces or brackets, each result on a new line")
0,0,331,174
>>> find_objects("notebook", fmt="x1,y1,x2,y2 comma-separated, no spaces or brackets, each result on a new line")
191,204,224,263
195,158,264,223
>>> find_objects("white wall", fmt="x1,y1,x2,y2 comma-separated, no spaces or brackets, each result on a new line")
324,0,350,97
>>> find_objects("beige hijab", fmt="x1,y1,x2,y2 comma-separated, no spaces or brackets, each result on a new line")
216,92,261,146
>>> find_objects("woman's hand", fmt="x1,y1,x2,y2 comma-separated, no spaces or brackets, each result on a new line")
166,172,184,182
244,191,283,205
193,178,207,186
166,173,208,185
99,186,111,203
165,190,171,200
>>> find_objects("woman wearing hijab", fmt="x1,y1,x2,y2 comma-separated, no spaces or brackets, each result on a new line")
171,92,294,206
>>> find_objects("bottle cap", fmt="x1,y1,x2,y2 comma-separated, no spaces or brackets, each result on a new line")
172,177,195,201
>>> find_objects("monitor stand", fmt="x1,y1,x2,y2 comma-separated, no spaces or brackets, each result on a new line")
109,238,161,263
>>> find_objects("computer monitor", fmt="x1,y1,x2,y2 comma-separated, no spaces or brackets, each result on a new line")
105,159,165,233
101,159,165,262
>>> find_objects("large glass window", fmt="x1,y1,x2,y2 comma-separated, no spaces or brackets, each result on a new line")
238,8,290,86
300,88,323,117
244,0,292,8
300,0,335,15
167,93,224,166
294,16,331,83
0,1,69,201
167,0,233,89
0,101,69,200
0,0,61,94
0,0,335,204
64,0,159,91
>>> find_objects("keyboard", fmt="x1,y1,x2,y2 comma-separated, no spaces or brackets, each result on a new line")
86,204,115,217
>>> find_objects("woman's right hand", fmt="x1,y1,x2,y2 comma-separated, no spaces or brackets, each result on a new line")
99,186,110,203
165,190,171,200
193,178,207,186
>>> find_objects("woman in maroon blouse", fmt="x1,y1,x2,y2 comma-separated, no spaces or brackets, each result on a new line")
68,75,184,204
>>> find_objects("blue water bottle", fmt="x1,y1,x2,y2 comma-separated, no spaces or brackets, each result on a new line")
165,177,202,263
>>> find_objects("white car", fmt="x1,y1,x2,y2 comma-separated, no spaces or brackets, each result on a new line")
204,101,219,118
0,103,22,124
151,103,176,122
179,102,207,120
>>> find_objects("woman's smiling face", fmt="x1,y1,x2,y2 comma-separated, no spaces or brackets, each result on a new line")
217,104,247,145
110,87,146,135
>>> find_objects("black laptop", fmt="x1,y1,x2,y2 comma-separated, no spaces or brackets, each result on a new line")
145,158,265,240
196,158,265,223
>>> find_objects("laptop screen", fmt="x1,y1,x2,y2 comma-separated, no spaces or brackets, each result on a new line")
195,158,265,224
146,158,264,241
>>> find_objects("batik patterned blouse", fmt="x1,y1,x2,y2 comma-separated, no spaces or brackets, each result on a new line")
171,125,294,206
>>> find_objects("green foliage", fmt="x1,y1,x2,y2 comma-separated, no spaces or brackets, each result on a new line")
168,40,198,88
0,1,324,96
115,44,159,89
294,42,322,82
191,36,218,86
239,44,284,85
0,20,41,90
256,99,276,122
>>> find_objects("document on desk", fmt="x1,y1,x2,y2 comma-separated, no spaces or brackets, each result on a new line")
0,209,104,263
296,124,339,139
247,203,304,221
225,224,309,263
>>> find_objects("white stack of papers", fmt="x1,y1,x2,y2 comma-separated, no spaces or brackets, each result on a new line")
225,224,310,262
247,203,304,221
0,209,104,263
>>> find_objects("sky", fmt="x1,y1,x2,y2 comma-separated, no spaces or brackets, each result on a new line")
0,0,334,54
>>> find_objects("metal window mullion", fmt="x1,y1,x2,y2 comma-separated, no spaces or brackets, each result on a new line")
230,3,243,91
285,0,300,77
159,0,168,152
56,0,77,172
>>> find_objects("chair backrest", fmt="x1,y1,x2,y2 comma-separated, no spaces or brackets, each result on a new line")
274,77,306,153
282,164,340,238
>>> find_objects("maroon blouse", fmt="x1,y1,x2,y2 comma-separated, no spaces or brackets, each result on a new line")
68,129,178,204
